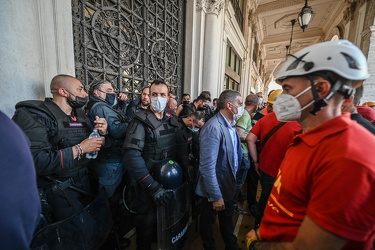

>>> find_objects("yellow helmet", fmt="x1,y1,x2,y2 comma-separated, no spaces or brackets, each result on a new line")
268,89,283,104
363,102,375,107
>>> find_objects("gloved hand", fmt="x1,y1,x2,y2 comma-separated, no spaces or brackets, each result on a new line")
184,165,195,184
147,181,171,206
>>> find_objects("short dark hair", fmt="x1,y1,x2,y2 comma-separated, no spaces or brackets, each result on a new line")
50,74,78,91
196,92,211,102
89,79,111,95
200,90,211,98
141,86,150,93
217,90,241,110
245,94,259,106
182,93,190,99
188,111,206,122
150,79,167,89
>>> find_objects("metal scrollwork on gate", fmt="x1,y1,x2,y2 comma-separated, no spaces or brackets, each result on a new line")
72,0,185,101
92,7,140,68
151,39,177,79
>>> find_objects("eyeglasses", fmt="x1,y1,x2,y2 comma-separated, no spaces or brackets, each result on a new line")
97,89,117,94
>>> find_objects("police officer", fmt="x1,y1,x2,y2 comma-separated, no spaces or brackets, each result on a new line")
13,74,107,222
122,79,181,250
175,111,205,220
176,111,205,182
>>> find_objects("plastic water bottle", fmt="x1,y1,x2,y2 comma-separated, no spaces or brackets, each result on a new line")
86,129,100,159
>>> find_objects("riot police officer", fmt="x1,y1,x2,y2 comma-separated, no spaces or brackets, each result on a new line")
122,79,181,250
12,74,107,222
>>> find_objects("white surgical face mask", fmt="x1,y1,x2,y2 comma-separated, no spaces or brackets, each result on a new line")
274,86,315,122
231,106,245,121
232,105,245,121
151,96,167,113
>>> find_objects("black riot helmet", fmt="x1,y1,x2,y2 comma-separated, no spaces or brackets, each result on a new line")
150,159,184,189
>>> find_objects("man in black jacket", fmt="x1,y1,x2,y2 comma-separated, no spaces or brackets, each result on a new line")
122,79,181,250
13,74,107,222
342,85,375,134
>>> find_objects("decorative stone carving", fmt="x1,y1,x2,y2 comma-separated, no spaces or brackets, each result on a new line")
196,0,225,15
248,9,254,23
343,0,357,21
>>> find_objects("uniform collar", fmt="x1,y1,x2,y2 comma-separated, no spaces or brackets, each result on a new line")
292,113,352,147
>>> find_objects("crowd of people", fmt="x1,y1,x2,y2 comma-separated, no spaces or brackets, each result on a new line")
2,39,375,250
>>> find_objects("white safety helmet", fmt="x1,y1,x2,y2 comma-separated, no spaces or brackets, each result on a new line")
273,40,369,82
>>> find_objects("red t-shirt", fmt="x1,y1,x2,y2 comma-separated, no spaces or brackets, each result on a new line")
250,112,301,178
260,114,375,249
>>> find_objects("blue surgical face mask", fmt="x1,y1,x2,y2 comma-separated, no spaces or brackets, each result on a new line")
105,93,118,106
258,97,263,105
190,127,199,134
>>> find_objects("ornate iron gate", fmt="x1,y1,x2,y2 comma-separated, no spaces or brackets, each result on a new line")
71,0,185,101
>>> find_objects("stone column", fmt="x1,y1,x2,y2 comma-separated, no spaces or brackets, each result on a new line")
363,25,375,102
199,0,225,99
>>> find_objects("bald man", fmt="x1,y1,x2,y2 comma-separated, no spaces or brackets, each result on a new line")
13,74,108,222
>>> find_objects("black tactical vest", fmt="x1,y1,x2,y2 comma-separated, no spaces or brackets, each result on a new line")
42,99,91,149
135,110,180,163
15,99,92,174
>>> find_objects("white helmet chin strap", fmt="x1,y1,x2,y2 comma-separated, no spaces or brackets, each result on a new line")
307,74,354,115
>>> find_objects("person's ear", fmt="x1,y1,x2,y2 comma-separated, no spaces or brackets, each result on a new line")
226,102,231,110
315,79,331,98
341,95,354,112
58,88,69,98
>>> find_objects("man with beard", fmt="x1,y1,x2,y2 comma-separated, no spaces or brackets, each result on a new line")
13,74,107,222
126,86,150,122
122,79,181,250
176,111,205,182
246,40,375,250
178,93,211,118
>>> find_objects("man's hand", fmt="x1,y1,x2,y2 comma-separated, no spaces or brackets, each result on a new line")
254,162,261,176
212,198,225,211
80,137,103,154
93,116,108,136
118,93,128,102
246,229,259,240
147,181,171,206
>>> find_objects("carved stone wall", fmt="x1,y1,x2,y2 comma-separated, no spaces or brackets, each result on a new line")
196,0,225,15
